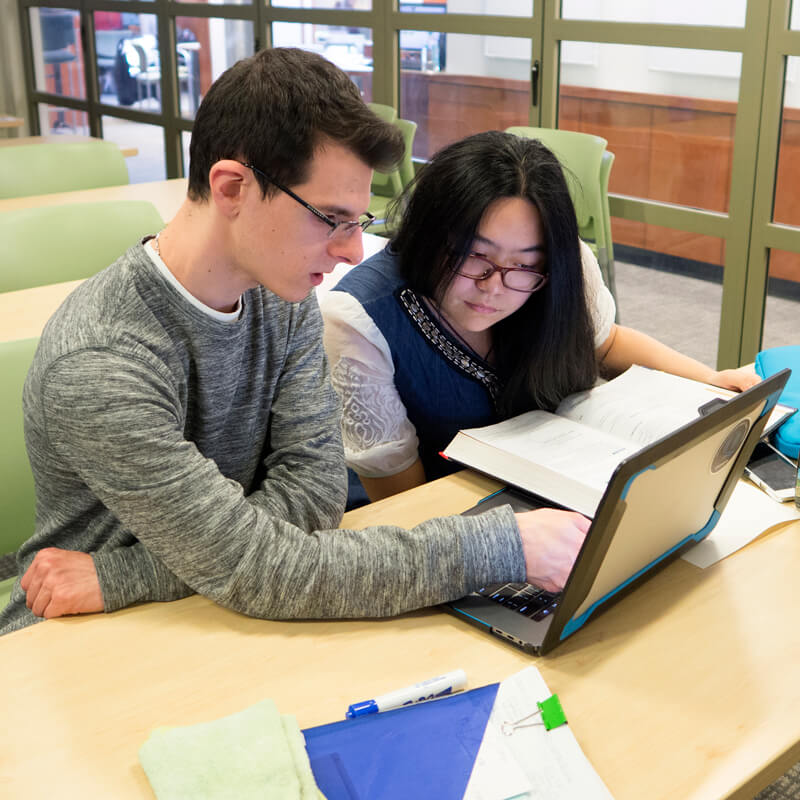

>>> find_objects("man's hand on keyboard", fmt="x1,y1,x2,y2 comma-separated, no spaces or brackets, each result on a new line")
515,509,590,592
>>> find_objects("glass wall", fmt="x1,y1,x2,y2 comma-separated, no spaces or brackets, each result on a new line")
94,13,161,112
399,32,532,159
559,43,741,213
37,103,88,136
272,22,373,101
175,17,254,118
16,0,798,366
102,115,166,182
561,0,746,27
763,249,800,350
772,56,800,227
402,0,532,17
271,0,371,8
30,8,85,109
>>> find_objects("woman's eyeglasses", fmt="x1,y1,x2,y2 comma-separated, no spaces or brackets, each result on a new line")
453,252,549,293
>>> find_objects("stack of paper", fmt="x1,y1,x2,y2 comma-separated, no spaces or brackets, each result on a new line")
464,667,614,800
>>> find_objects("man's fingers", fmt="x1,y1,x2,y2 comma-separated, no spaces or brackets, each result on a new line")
23,563,47,610
41,588,74,619
574,513,592,534
29,584,53,618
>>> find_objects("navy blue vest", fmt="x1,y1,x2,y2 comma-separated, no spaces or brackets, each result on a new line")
333,248,501,481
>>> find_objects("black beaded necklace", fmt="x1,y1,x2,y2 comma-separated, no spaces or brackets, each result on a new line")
422,296,494,365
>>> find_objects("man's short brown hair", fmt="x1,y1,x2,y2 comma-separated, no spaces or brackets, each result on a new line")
188,47,404,201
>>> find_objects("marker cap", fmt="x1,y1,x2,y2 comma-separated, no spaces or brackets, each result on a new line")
346,699,378,719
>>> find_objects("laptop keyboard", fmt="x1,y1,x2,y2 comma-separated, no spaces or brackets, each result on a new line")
476,583,561,621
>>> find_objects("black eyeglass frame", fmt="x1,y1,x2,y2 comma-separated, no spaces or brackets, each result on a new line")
453,251,550,293
238,161,375,238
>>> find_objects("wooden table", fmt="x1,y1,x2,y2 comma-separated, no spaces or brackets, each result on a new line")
0,180,187,345
0,134,138,157
0,279,83,343
0,217,386,344
1,470,799,800
0,177,187,226
0,115,24,130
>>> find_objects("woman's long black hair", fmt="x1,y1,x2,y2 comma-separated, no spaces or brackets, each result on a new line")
389,130,598,417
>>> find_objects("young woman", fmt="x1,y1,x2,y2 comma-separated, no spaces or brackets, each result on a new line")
320,130,757,504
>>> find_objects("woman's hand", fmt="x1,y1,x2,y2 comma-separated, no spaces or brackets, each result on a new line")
709,366,761,392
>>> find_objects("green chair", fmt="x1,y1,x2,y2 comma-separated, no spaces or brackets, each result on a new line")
0,140,129,199
0,200,164,292
366,102,398,124
0,337,40,611
505,126,617,307
599,149,615,290
368,118,418,236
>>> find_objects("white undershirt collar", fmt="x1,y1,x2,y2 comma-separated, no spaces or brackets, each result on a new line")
145,237,242,323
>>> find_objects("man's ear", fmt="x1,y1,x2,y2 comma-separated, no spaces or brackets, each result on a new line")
208,160,251,218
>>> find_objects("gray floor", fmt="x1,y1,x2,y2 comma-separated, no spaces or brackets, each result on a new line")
614,259,799,367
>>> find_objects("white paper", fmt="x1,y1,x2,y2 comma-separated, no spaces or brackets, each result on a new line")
681,479,800,568
464,667,614,800
462,720,532,800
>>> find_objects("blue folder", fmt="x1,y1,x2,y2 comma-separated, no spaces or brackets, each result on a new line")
303,683,499,800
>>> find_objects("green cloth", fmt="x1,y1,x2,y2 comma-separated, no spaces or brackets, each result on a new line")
139,698,324,800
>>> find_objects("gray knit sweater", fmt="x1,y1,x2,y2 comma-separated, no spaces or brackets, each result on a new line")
0,243,524,635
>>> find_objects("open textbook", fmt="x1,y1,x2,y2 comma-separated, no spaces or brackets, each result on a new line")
442,365,795,518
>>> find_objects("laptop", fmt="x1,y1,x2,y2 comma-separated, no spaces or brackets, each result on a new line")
446,369,790,656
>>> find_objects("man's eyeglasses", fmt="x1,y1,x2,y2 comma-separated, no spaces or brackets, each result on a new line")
238,161,374,240
453,252,549,293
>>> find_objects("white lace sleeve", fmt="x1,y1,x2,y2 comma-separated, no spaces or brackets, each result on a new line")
579,239,616,347
319,291,420,478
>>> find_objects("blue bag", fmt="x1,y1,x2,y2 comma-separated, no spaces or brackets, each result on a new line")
755,345,800,458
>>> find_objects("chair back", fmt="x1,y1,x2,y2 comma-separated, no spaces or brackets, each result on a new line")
132,43,149,73
0,200,164,292
506,126,606,238
396,118,418,190
505,126,616,302
0,140,130,199
95,29,129,63
366,102,397,124
599,149,615,268
0,337,39,558
41,10,76,53
368,118,418,235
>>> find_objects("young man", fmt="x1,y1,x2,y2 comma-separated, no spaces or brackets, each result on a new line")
0,48,588,636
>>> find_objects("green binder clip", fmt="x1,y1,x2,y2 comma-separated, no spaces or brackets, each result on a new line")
537,694,567,731
501,693,567,735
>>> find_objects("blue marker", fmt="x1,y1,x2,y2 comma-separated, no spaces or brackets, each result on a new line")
346,669,467,719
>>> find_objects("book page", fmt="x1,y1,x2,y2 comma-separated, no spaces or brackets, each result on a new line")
463,410,638,493
557,366,732,446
